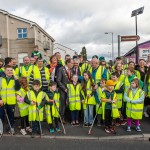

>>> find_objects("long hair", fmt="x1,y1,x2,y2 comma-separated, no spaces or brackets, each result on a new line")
81,71,95,91
127,78,139,95
19,77,28,91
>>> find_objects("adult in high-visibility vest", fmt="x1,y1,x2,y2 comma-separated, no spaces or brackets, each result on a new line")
16,77,31,135
45,81,61,133
12,58,19,78
101,80,120,134
124,78,145,132
29,58,50,91
4,57,18,78
24,80,46,137
19,56,33,82
81,71,96,127
67,75,83,126
90,58,107,84
55,52,65,66
0,65,20,134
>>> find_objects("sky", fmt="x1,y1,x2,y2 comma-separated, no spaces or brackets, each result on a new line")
0,0,150,60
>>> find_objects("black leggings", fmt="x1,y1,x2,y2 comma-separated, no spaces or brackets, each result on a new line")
21,116,29,129
105,109,112,127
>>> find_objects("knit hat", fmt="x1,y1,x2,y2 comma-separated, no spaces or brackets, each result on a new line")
105,80,115,87
43,59,47,63
99,56,105,61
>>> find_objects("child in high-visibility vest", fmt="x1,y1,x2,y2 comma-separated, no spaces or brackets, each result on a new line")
24,80,47,138
111,72,124,126
45,81,61,133
96,78,106,126
124,78,145,132
67,74,83,126
81,71,96,127
16,77,32,135
101,80,120,134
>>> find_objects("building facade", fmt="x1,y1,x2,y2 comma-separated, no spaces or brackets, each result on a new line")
0,9,55,64
53,43,77,59
123,40,150,63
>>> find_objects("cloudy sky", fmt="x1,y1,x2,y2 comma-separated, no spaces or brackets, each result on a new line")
0,0,150,60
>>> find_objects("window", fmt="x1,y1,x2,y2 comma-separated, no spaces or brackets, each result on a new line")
17,28,27,39
18,53,28,64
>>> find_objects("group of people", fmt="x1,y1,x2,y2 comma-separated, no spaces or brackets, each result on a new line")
0,45,150,137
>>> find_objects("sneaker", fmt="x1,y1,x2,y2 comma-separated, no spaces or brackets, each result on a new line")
121,121,127,126
56,127,61,132
115,122,120,126
26,127,32,133
110,127,116,134
71,122,76,126
9,128,15,135
50,128,55,133
20,129,27,135
126,126,131,132
88,123,92,127
75,122,80,126
136,126,142,132
144,112,149,118
105,127,111,134
83,123,88,127
97,122,101,127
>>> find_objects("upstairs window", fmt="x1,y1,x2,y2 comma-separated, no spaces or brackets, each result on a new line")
17,28,27,39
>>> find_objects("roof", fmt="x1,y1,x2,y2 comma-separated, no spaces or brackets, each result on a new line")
124,40,150,56
0,9,55,42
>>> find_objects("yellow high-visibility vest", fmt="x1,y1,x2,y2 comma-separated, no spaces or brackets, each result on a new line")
67,83,81,111
0,77,16,105
16,88,29,117
126,88,144,120
81,79,96,110
27,90,46,121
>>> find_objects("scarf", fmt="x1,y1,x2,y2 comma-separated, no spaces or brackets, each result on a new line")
49,62,57,73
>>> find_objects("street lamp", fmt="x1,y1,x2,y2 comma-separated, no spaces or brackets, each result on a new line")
131,6,144,64
105,32,114,62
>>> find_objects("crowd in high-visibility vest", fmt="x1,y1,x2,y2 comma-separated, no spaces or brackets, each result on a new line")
0,48,150,137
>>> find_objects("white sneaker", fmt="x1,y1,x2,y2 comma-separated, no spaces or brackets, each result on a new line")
26,127,32,133
144,112,149,118
20,129,27,135
9,128,15,135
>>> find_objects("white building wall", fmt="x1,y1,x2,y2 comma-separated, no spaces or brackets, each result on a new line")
53,43,77,59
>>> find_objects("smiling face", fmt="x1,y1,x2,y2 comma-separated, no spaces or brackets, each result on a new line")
5,67,13,77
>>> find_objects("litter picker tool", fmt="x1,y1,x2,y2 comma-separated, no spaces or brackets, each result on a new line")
53,100,66,134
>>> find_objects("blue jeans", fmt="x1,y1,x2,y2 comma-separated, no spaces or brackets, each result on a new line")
71,110,79,122
5,104,15,128
84,105,94,124
32,121,40,133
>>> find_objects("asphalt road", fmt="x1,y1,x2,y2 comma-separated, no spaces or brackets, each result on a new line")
0,137,150,150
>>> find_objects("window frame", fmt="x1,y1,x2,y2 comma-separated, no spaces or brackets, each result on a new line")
17,28,27,39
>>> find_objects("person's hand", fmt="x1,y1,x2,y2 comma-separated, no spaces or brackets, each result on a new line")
65,89,67,93
87,94,91,98
31,101,36,105
0,100,4,106
82,100,84,103
112,100,116,104
94,84,98,90
107,99,112,103
49,99,54,103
